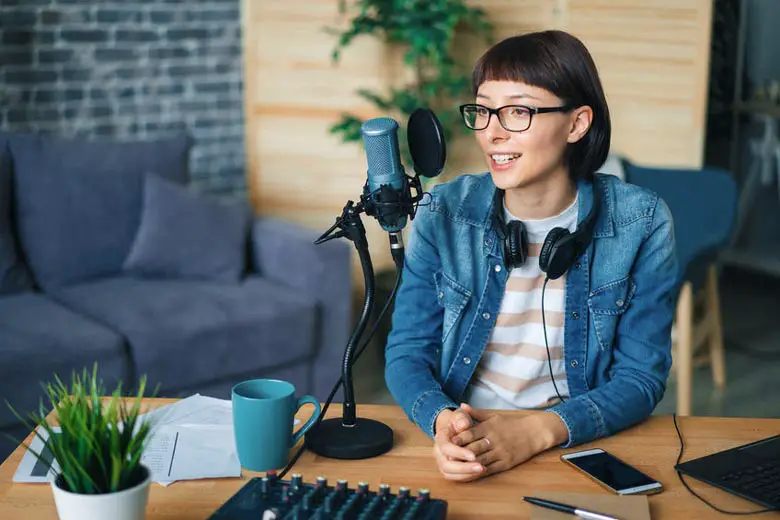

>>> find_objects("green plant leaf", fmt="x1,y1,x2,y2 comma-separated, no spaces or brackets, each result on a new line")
326,0,495,178
6,363,156,494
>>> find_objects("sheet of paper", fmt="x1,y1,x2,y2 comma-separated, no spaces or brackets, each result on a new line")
528,491,651,520
12,426,60,483
142,424,241,486
139,394,300,428
13,394,300,486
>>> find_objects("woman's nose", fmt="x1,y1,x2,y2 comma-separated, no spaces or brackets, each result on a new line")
485,114,509,142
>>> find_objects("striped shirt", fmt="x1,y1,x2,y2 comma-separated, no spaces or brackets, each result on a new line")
464,195,578,410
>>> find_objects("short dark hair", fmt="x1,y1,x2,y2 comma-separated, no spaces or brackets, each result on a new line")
471,30,611,182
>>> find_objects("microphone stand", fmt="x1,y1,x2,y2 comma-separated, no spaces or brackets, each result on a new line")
303,195,394,460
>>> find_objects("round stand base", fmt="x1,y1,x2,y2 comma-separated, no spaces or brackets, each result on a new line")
305,417,393,460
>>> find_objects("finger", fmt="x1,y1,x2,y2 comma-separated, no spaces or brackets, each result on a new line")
464,436,493,457
460,403,493,422
474,446,501,467
452,422,489,447
438,439,477,462
482,458,509,476
440,457,484,476
450,410,472,433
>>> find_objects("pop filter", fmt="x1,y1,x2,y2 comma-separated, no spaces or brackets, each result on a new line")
407,108,446,178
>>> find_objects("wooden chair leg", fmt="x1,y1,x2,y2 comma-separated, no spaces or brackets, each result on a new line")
706,265,727,389
676,282,694,416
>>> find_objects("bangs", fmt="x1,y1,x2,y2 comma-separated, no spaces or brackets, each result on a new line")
471,34,574,104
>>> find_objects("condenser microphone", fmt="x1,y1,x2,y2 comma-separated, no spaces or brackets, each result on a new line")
361,117,409,268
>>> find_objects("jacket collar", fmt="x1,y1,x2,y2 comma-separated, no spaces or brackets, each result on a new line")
457,173,615,239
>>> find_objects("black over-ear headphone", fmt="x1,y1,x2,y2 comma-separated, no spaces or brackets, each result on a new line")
491,180,601,279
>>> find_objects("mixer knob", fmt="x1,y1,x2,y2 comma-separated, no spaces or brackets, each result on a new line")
291,473,303,489
398,486,410,499
379,483,390,497
316,476,328,489
357,481,369,494
267,470,278,484
260,476,270,495
336,479,348,493
417,488,430,502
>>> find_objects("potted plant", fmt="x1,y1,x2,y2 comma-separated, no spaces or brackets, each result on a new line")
9,365,155,520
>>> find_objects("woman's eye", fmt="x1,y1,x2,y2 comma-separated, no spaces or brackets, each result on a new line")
476,107,489,116
510,108,529,117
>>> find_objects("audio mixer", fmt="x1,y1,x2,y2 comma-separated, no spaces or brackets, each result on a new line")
207,471,448,519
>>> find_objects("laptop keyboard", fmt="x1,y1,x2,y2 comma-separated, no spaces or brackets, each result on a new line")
720,460,780,503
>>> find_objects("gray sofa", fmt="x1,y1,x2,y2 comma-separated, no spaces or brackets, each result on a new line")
0,132,352,461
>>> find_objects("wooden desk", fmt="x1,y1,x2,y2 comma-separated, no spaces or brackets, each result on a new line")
1,399,779,519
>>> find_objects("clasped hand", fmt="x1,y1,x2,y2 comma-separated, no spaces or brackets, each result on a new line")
432,403,555,482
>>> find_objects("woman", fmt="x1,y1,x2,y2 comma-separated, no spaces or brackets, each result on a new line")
384,30,678,482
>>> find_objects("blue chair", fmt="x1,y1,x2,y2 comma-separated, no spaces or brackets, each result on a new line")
621,160,739,416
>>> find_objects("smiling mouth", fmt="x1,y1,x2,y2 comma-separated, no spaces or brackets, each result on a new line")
491,153,521,165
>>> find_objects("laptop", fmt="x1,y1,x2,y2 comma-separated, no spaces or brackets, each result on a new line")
675,434,780,509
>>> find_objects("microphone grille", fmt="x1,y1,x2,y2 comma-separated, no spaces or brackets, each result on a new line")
362,118,402,183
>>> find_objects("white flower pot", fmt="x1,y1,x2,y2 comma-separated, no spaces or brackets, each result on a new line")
50,465,151,520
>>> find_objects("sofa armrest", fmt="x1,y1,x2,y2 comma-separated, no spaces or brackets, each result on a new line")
250,217,352,400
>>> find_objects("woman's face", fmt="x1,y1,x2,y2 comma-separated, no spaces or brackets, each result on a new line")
473,80,589,191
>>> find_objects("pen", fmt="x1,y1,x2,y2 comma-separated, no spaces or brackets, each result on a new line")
523,496,622,520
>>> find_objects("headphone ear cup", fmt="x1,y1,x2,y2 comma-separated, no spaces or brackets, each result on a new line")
505,220,528,269
539,227,570,277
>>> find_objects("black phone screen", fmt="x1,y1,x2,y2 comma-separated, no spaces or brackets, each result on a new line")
567,450,657,490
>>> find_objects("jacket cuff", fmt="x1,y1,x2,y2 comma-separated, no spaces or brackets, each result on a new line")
548,395,606,447
411,390,458,439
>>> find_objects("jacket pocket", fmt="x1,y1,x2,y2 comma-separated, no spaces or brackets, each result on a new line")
587,276,636,351
434,269,471,344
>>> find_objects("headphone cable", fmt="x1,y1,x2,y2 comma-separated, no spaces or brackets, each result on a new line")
276,266,403,479
541,276,566,404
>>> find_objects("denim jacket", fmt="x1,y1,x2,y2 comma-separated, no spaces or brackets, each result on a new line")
384,172,678,447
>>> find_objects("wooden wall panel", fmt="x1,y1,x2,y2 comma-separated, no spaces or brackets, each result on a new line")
242,0,713,278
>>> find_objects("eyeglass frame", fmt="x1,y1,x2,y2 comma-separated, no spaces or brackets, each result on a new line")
458,103,575,132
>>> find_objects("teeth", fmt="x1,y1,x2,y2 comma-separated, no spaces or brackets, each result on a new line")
491,154,520,164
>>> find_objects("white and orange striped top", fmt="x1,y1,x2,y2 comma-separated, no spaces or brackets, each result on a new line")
465,195,578,410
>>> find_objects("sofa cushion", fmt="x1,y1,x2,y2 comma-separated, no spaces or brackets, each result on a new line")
8,133,191,289
50,276,317,393
0,137,34,295
0,293,127,431
123,174,250,283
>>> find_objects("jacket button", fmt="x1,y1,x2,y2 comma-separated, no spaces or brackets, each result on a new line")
571,312,579,319
438,292,444,299
494,265,502,272
574,262,581,269
463,356,471,365
482,312,491,320
616,298,624,307
571,360,579,368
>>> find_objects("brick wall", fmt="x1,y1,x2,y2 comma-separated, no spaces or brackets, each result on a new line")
0,0,245,196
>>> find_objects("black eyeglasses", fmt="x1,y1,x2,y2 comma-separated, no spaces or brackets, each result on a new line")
459,103,574,132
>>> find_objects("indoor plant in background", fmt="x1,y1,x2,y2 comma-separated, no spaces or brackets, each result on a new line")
328,0,494,178
327,0,495,358
8,365,155,520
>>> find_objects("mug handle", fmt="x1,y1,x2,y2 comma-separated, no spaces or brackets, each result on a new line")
291,395,321,445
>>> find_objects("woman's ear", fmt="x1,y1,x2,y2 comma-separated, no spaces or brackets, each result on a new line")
567,105,593,144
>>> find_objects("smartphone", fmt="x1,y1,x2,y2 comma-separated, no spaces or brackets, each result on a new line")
561,448,663,495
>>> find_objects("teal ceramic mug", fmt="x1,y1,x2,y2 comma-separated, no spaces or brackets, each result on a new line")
231,379,321,472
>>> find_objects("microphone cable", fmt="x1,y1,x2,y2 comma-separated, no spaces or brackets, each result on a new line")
277,265,404,479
